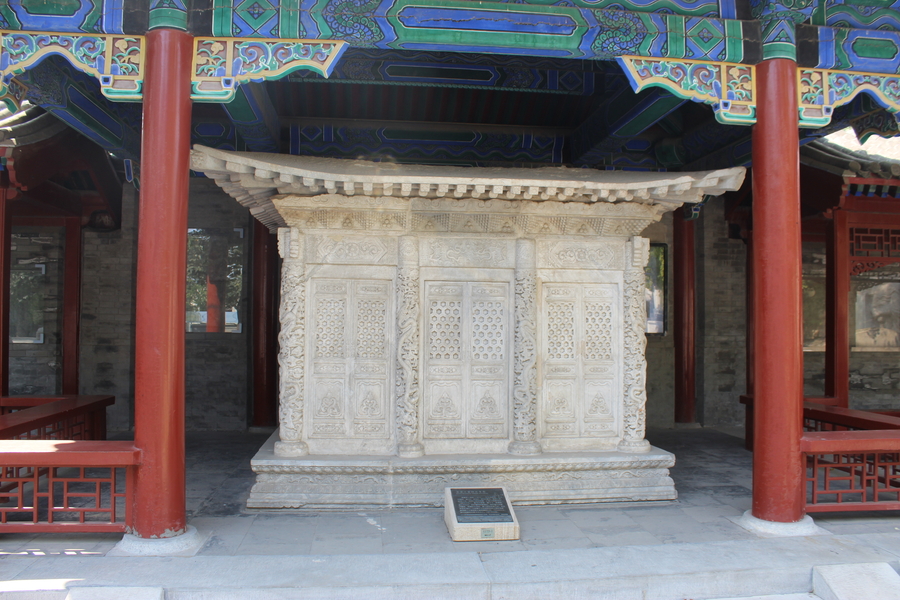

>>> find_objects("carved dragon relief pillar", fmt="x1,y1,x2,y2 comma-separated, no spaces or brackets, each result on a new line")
274,226,309,457
618,236,652,453
509,238,541,456
396,235,424,457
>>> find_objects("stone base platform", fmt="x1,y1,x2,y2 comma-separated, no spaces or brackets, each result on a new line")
247,432,676,509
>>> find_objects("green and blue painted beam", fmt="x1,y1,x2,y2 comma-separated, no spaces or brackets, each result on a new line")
571,81,686,166
17,56,141,161
220,82,280,152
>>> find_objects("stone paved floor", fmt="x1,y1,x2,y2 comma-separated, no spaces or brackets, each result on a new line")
1,427,899,559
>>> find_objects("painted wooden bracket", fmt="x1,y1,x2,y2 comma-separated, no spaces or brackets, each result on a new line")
798,68,900,129
0,31,144,110
617,56,756,126
0,31,348,110
191,37,347,102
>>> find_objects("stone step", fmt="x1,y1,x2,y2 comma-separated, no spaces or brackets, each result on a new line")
813,562,900,600
2,533,898,600
10,588,826,600
707,595,821,600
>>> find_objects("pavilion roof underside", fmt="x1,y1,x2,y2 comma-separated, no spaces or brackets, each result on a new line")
2,2,899,180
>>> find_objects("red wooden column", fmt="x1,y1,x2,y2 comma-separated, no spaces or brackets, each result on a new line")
674,207,696,423
251,219,278,428
0,186,11,396
744,232,755,450
132,28,193,538
825,211,850,407
61,217,81,394
750,58,805,523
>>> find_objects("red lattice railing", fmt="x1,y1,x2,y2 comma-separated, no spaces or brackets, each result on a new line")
0,397,139,532
805,450,900,511
0,396,112,441
0,441,139,532
802,404,900,513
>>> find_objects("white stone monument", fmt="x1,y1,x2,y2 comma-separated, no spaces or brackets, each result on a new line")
192,146,745,509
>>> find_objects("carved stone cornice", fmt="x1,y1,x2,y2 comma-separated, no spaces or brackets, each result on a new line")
191,145,746,231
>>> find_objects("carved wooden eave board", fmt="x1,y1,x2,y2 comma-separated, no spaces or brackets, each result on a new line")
191,145,747,231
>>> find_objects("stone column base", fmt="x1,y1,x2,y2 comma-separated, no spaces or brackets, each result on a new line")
734,511,830,538
111,525,204,556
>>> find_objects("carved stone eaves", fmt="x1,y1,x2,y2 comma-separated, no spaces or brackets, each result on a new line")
191,145,746,231
271,194,673,239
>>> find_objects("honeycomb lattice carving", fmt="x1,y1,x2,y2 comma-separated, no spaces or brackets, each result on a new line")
584,302,613,361
356,299,386,358
547,302,575,360
429,301,462,360
472,301,505,361
315,298,346,358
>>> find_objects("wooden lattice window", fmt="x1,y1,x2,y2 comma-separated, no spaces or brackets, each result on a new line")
849,228,900,259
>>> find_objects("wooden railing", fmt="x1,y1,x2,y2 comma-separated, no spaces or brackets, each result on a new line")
741,395,900,512
801,402,900,513
0,395,113,441
0,396,139,532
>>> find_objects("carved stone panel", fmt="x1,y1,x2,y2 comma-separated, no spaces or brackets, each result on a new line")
424,281,510,440
537,240,626,271
309,279,392,439
541,284,619,439
307,235,397,265
421,238,515,269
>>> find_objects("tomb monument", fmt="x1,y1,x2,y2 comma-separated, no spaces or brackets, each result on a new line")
192,145,745,508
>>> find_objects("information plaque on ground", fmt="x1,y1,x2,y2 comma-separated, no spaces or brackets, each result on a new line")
444,487,519,541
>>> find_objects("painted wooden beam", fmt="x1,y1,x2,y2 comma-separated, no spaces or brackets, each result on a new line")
221,83,281,153
655,116,747,169
676,95,896,171
17,58,142,161
210,2,754,64
287,120,567,165
571,82,685,166
287,48,600,96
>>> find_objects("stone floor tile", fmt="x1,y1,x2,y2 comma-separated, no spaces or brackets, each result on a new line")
237,517,318,553
519,518,589,541
10,538,119,557
0,533,38,554
623,514,705,536
656,529,749,544
521,536,596,550
558,506,629,521
316,514,386,536
674,491,729,507
193,515,256,556
448,540,527,552
234,539,313,555
381,541,458,554
310,535,384,555
588,530,663,547
513,506,568,521
717,495,753,511
381,515,448,545
681,504,744,523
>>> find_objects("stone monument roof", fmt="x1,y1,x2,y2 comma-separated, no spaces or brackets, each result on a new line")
191,145,746,231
